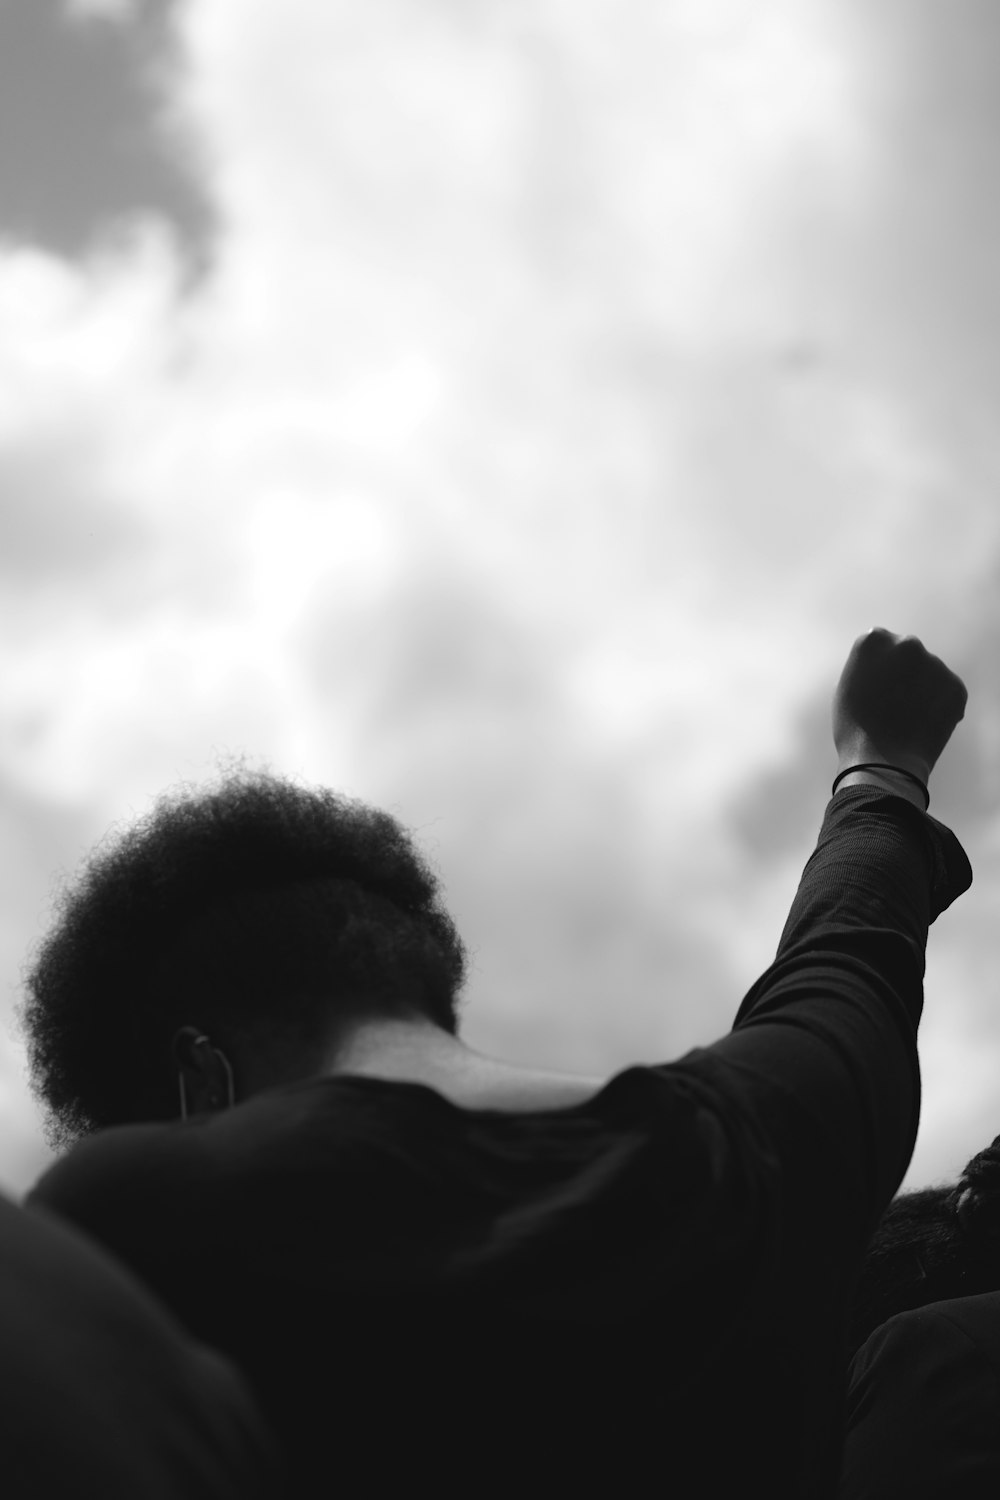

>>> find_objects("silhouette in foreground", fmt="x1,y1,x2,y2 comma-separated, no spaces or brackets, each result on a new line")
841,1133,1000,1498
2,1188,283,1499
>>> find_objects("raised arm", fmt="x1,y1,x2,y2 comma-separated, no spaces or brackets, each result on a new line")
687,629,971,1252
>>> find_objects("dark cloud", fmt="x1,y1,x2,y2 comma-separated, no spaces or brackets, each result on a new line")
0,436,149,587
725,693,835,863
0,0,211,267
935,579,1000,827
727,648,996,869
0,776,103,1193
827,0,1000,422
0,772,98,952
0,777,102,1007
302,571,743,1072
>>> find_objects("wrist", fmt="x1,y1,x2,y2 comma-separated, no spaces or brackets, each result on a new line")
833,764,928,811
835,737,931,786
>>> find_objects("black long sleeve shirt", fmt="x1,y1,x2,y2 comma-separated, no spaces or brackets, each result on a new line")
27,786,972,1498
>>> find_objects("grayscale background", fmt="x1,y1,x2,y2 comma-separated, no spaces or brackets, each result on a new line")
1,0,997,1197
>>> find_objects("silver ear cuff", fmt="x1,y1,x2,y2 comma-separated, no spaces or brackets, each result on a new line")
178,1039,236,1121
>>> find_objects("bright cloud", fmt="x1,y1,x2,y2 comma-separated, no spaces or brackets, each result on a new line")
1,0,999,1193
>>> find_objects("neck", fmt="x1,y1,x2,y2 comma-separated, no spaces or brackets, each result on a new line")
323,1014,606,1113
324,1014,468,1077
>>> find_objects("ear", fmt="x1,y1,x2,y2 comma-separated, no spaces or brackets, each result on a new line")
171,1025,235,1116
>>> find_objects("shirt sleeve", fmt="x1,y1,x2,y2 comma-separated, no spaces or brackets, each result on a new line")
674,785,973,1255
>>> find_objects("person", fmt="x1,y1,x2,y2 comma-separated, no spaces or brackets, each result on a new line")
839,1136,1000,1497
20,628,971,1497
0,1186,284,1498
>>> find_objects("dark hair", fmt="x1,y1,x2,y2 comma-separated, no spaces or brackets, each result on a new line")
19,767,467,1151
849,1134,1000,1355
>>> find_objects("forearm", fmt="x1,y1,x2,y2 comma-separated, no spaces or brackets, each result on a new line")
696,786,973,1236
770,785,971,970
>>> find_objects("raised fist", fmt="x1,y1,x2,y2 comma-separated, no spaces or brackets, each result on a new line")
832,628,968,781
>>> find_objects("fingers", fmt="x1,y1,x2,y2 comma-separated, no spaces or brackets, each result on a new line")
862,629,967,707
833,627,969,776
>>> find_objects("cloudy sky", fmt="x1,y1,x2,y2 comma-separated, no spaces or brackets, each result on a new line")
1,0,999,1198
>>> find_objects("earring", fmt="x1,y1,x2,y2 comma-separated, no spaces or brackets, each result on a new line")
216,1048,236,1109
176,1038,236,1120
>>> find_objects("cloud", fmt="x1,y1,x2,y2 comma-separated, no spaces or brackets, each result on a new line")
65,0,144,18
0,440,146,586
0,0,209,262
2,0,1000,1192
0,777,102,1195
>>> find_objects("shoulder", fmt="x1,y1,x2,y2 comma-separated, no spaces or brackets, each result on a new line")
851,1293,1000,1379
927,1290,1000,1363
845,1296,1000,1494
26,1119,201,1229
844,1295,1000,1495
851,1290,1000,1452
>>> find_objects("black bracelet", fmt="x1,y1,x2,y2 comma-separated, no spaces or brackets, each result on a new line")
831,762,930,810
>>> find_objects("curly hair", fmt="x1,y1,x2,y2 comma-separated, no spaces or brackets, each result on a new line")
848,1132,1000,1356
19,767,467,1152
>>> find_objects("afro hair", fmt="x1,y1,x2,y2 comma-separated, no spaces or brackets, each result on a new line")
19,767,467,1150
848,1132,1000,1356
